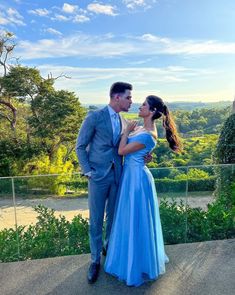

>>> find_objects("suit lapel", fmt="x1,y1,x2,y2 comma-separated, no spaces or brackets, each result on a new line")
102,106,113,139
114,113,126,146
101,107,126,146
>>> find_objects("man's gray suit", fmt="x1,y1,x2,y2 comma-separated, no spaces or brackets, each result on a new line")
76,106,126,263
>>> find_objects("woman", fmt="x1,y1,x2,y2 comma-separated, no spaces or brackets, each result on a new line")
104,95,181,286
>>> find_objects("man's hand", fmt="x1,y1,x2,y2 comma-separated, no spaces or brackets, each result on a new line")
144,153,153,163
84,171,92,179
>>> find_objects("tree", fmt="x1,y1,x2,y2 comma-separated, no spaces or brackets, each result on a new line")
0,32,86,176
214,113,235,208
0,32,17,131
28,90,86,159
215,113,235,164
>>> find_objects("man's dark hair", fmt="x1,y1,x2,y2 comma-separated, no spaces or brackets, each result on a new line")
109,82,132,98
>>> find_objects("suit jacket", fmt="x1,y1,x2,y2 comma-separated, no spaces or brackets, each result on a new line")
76,106,127,182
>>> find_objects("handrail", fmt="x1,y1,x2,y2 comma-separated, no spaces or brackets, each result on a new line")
0,163,234,179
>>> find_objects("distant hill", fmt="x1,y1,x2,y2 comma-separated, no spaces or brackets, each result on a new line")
83,101,232,113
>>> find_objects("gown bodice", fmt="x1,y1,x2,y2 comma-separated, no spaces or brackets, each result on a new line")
124,132,156,166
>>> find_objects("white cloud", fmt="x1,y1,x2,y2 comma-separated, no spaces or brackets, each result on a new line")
16,33,135,60
87,3,117,16
37,65,192,87
15,33,235,62
139,34,169,44
73,14,90,23
0,8,25,26
45,28,63,36
123,0,155,10
165,39,235,55
123,0,146,9
128,58,152,65
0,16,9,25
51,13,89,23
62,3,78,14
137,33,235,55
33,64,226,104
28,8,50,17
52,14,70,21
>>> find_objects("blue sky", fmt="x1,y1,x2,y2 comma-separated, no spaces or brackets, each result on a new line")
1,0,235,104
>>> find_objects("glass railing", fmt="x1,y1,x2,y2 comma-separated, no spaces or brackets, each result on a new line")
0,163,234,262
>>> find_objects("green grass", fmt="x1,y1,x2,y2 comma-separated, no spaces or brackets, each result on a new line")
121,112,139,120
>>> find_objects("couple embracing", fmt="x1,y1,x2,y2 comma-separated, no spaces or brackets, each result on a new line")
76,82,181,287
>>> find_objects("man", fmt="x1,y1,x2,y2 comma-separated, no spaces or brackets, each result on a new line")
76,82,133,284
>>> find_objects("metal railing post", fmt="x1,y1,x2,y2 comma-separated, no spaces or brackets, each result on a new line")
11,177,20,260
184,166,189,243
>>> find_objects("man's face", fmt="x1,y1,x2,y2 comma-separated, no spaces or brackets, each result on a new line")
117,89,132,112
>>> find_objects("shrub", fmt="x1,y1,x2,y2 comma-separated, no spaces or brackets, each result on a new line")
22,147,74,196
154,177,215,193
0,205,89,262
214,113,235,208
175,168,210,180
160,198,235,245
160,199,187,244
1,199,234,262
0,178,12,195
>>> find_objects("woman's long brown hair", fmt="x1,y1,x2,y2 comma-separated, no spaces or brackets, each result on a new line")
146,95,182,153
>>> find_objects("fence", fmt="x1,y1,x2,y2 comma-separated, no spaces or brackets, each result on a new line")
0,163,234,262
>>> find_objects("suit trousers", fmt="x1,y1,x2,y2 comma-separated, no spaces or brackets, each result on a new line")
88,168,118,263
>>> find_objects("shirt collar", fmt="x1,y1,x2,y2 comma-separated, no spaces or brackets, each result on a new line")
107,105,118,117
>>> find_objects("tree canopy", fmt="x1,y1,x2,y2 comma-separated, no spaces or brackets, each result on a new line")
0,32,86,176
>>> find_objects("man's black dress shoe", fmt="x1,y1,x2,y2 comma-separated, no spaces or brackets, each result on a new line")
87,262,100,284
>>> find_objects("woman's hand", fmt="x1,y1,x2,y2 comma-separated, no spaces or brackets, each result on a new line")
125,120,137,134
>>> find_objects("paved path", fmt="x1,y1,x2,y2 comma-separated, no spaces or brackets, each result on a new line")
1,239,234,295
0,197,89,230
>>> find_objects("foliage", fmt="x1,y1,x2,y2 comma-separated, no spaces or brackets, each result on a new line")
63,175,88,192
148,135,218,168
1,66,53,100
1,198,234,262
0,64,86,176
160,198,235,245
150,167,215,193
0,37,86,177
214,113,235,208
0,136,44,177
154,177,216,193
174,168,210,180
0,205,89,262
21,146,74,195
174,107,231,136
0,32,17,130
122,106,231,137
160,199,187,244
28,89,85,142
214,113,235,164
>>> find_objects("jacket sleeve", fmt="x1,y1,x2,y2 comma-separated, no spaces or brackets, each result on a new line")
75,111,96,174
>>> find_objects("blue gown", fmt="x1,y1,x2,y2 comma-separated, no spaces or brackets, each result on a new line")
104,132,169,287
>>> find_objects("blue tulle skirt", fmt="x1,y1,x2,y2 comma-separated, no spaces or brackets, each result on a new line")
104,163,169,286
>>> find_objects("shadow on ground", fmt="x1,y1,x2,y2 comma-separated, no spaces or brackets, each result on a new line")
0,239,234,295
